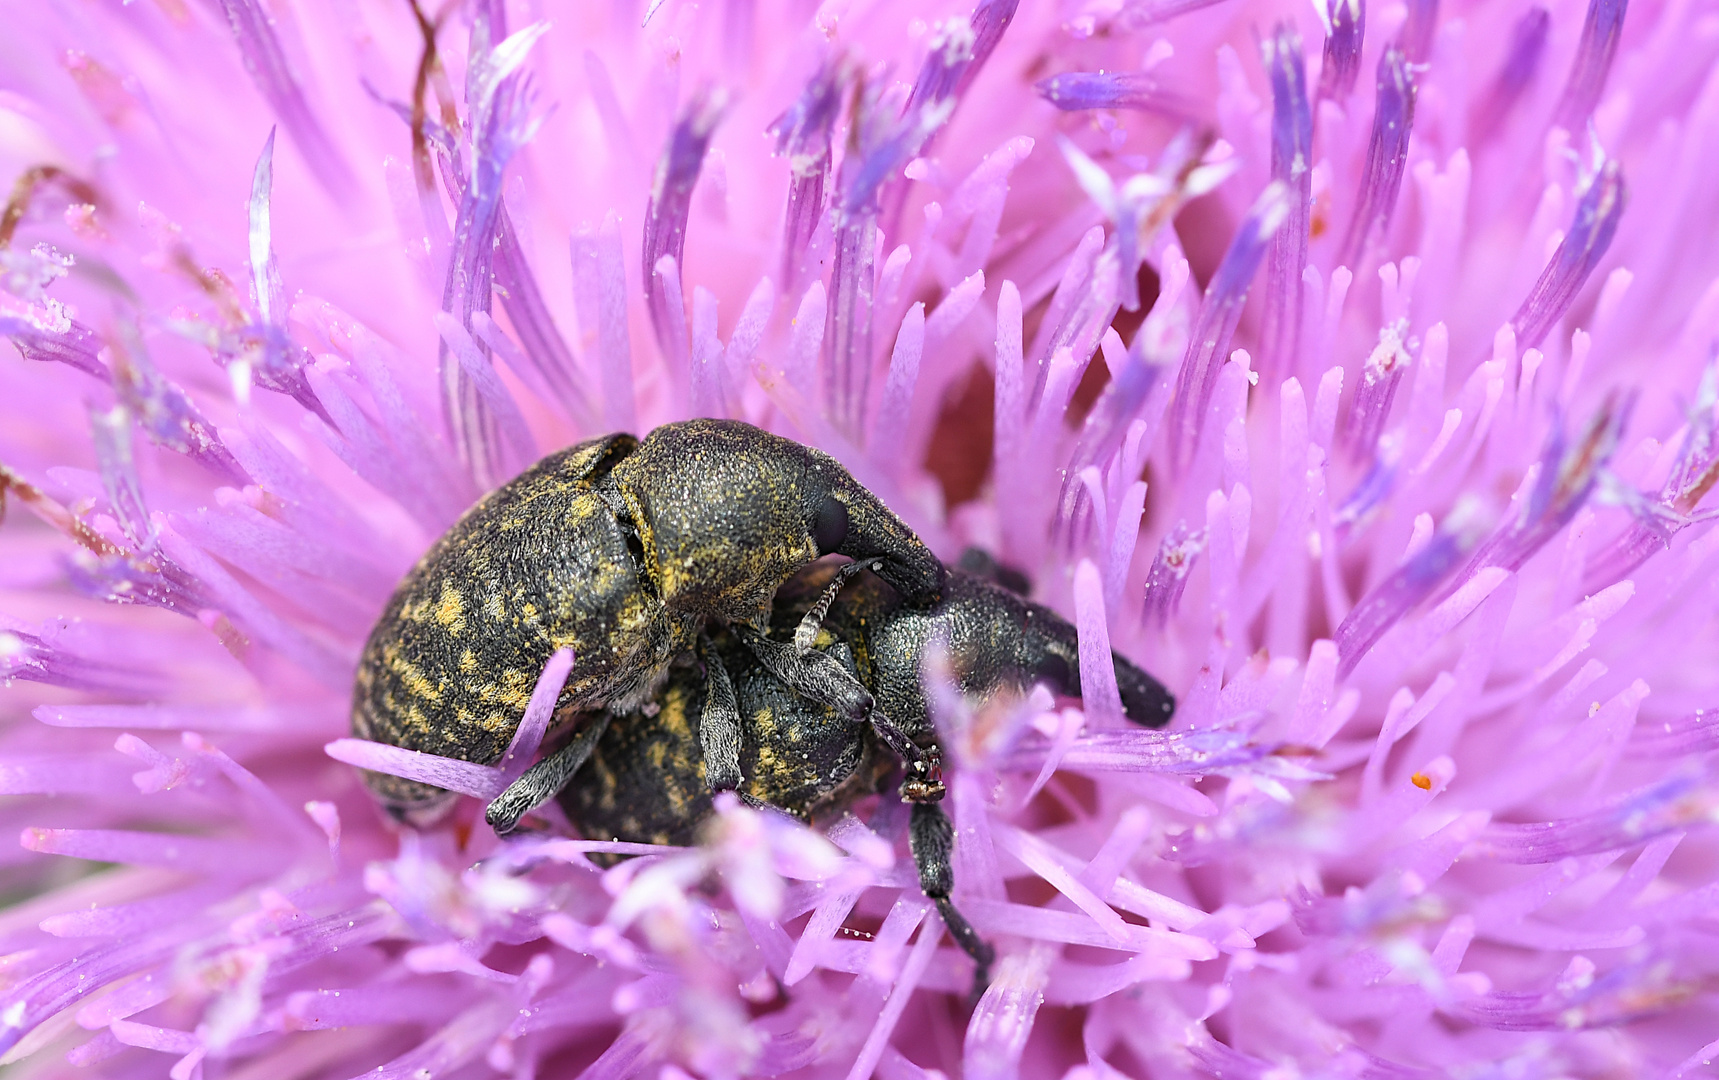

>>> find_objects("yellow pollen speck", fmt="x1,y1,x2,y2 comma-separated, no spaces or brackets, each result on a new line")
1410,772,1433,790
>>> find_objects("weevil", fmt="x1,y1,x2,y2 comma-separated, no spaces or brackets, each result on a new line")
546,560,1177,994
351,419,943,822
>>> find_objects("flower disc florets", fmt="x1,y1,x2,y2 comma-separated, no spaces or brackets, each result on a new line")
4,0,1719,1075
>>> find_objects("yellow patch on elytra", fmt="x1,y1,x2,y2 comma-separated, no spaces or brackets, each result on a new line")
391,656,443,705
658,694,691,739
488,671,535,712
561,498,598,533
590,757,617,797
665,771,689,812
459,650,479,674
616,590,652,635
433,583,467,634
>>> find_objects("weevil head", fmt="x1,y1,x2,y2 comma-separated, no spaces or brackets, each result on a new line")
613,419,943,627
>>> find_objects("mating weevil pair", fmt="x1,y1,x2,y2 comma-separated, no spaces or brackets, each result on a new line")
352,419,944,823
352,420,1175,991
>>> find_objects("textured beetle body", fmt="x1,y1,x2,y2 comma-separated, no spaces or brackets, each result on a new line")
564,562,1176,845
352,435,691,811
352,420,942,818
558,562,1176,990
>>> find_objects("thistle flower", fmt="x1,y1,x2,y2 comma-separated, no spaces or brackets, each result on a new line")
3,0,1719,1076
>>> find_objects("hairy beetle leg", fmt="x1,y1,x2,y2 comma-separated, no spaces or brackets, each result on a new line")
792,558,881,654
736,625,873,719
909,801,994,998
487,712,614,835
740,623,944,796
698,633,744,792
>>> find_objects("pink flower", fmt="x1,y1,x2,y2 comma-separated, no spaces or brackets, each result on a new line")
4,0,1719,1075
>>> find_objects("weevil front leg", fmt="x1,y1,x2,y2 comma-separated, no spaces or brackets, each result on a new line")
909,800,995,999
791,558,880,654
737,625,943,782
737,624,874,719
487,711,614,835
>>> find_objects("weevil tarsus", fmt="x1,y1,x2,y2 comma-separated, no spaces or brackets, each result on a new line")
868,708,944,801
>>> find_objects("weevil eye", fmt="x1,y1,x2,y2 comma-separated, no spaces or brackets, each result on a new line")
811,495,849,556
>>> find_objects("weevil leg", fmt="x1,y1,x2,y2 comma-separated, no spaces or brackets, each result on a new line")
698,634,744,793
737,625,942,786
736,625,874,720
937,898,994,1002
909,801,994,997
792,558,880,654
486,712,614,835
869,708,945,801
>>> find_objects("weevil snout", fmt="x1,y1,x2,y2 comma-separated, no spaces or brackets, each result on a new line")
815,474,943,605
857,538,944,604
1116,657,1176,728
